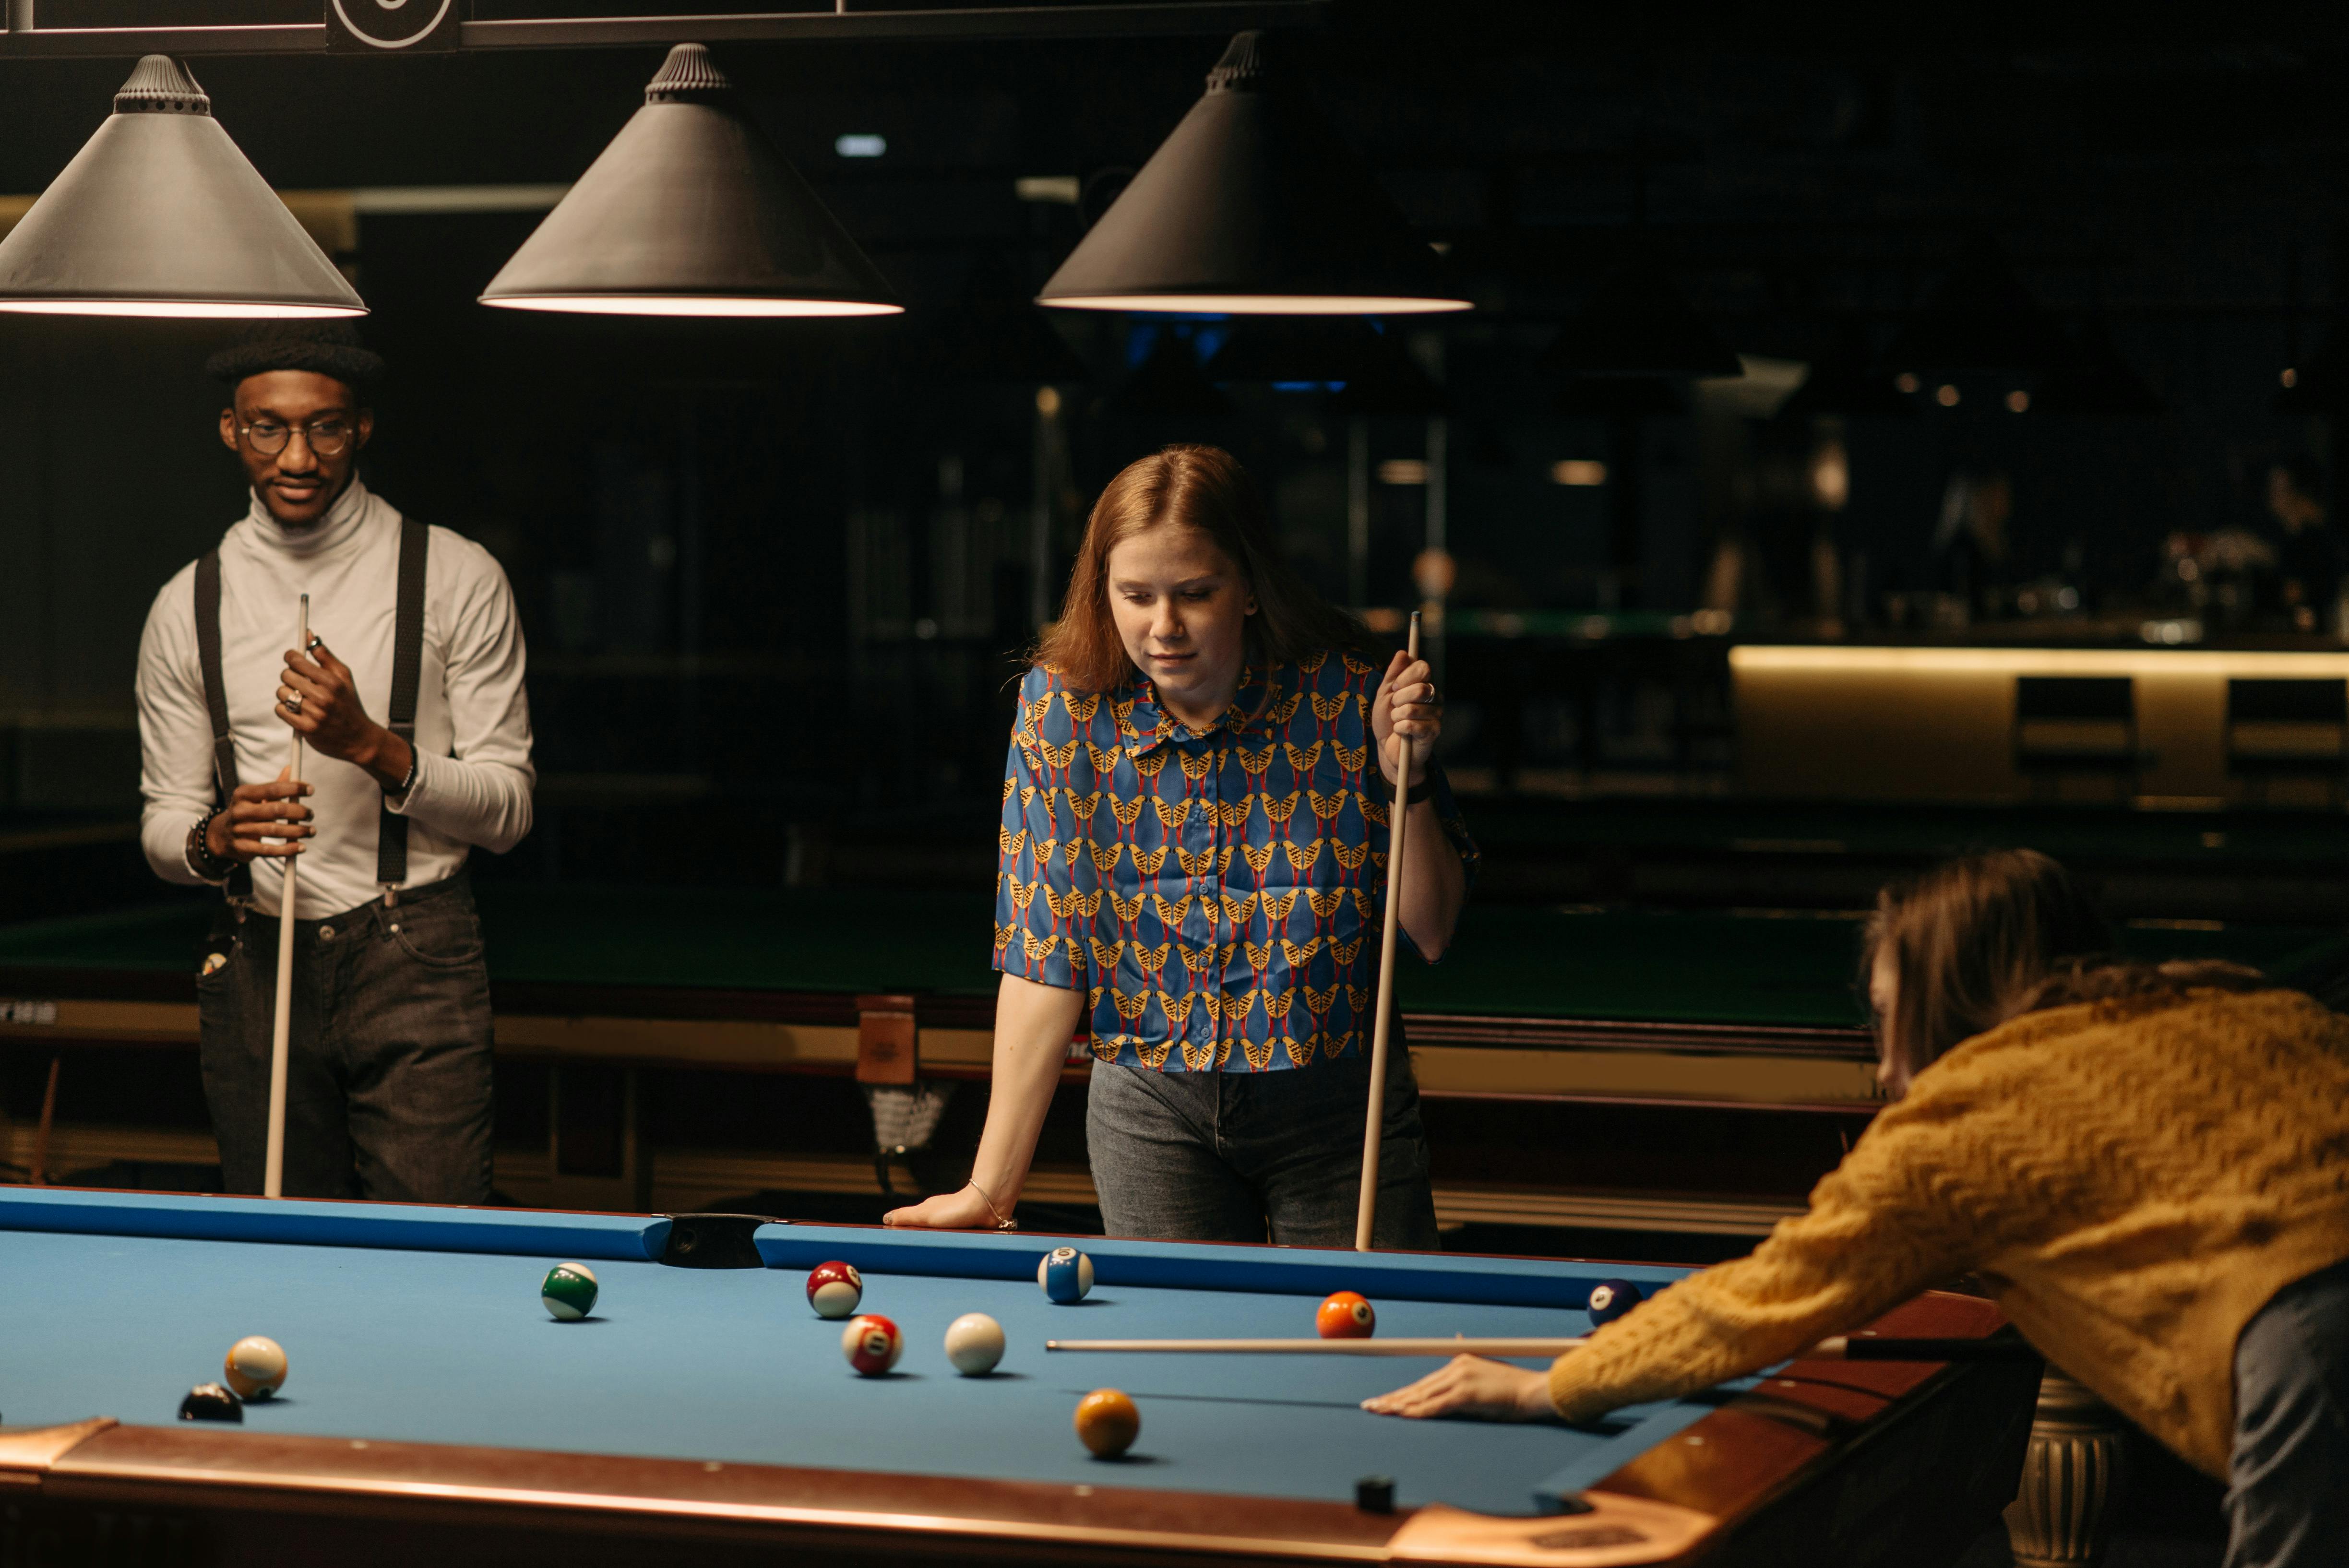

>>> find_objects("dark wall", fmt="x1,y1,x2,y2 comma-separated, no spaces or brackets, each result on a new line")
4,3,2348,845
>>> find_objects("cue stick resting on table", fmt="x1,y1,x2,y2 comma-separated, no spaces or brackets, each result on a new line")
1043,1335,2043,1362
262,594,309,1200
1354,611,1421,1253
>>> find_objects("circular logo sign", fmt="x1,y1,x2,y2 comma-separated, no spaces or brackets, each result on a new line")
330,0,457,50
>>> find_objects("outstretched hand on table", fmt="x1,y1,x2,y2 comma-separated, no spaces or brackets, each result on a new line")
1359,1354,1557,1422
883,1185,1001,1230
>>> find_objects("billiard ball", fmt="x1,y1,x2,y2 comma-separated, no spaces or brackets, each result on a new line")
178,1383,243,1423
223,1335,286,1401
1586,1279,1644,1326
541,1262,600,1321
1037,1246,1094,1304
1073,1388,1139,1457
1317,1291,1375,1339
842,1314,903,1376
806,1260,864,1320
944,1312,1005,1376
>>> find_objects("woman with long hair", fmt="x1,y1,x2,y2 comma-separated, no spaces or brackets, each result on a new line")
1364,848,2349,1566
884,444,1475,1246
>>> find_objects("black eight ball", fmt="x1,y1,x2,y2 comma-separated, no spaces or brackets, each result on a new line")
179,1383,243,1423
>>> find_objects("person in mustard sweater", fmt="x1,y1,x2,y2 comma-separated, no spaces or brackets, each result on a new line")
1364,850,2349,1567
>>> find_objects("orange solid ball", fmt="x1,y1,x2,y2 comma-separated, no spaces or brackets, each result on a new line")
1317,1291,1376,1339
1073,1388,1140,1457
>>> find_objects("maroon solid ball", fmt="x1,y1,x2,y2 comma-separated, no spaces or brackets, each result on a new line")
842,1314,903,1377
807,1260,863,1319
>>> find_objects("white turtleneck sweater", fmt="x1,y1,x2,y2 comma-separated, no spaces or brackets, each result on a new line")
137,480,536,919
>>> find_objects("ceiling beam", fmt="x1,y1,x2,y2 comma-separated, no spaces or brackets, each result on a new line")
0,1,1328,58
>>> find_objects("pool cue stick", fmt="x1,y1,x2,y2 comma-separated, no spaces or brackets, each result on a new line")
1049,1337,1588,1357
1044,1335,2044,1363
29,1051,60,1185
1355,611,1421,1253
262,594,309,1200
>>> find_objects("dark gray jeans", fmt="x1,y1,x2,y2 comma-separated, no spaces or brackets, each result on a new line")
1085,1052,1442,1249
2226,1254,2349,1568
197,871,494,1204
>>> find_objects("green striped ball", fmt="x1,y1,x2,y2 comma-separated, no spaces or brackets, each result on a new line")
541,1262,600,1321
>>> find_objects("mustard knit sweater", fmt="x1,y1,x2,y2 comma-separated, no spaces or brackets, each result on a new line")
1548,987,2349,1477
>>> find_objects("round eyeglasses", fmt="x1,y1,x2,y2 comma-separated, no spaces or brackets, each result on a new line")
239,418,356,458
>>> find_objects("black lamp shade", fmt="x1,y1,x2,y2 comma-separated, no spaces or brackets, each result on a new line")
1884,245,2071,377
0,57,363,319
1038,32,1467,316
1778,325,1913,419
1542,254,1742,380
2035,320,2164,416
481,44,900,317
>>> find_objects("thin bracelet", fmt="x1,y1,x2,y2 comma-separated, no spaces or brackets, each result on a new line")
965,1177,1019,1231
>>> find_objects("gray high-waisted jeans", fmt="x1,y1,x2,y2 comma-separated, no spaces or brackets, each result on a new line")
197,871,494,1205
1085,1051,1442,1249
2225,1253,2349,1567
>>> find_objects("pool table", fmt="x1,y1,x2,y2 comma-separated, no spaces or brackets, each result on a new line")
0,1187,2037,1567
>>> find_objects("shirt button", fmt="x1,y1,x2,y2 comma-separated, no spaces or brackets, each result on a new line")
319,925,335,942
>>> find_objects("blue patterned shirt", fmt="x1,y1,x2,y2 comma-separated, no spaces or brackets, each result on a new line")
993,653,1478,1072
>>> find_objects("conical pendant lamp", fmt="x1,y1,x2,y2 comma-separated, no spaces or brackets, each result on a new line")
1038,32,1468,316
0,56,363,319
481,44,900,317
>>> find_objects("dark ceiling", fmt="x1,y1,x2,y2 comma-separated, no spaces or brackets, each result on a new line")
5,0,2347,344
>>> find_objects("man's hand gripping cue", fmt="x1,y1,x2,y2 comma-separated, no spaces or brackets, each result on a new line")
275,635,415,793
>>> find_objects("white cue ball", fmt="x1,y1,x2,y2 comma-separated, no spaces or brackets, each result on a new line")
223,1335,287,1401
943,1312,1006,1376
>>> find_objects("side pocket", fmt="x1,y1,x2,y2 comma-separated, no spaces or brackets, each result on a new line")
195,923,238,992
390,909,487,969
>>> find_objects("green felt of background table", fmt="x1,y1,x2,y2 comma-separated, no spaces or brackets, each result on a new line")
0,888,2336,1033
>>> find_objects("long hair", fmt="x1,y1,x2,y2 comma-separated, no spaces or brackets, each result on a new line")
1862,850,2115,1087
1034,444,1381,693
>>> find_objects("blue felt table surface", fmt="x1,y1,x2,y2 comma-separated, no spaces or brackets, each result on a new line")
0,1219,1703,1516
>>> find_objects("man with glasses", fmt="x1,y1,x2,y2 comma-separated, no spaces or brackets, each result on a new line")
134,322,535,1202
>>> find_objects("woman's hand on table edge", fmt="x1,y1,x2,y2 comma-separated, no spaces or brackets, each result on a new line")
1360,1354,1558,1422
882,1185,1003,1230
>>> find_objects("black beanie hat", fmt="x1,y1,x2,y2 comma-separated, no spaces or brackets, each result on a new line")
206,321,385,396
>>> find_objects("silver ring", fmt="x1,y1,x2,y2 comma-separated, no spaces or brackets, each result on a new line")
283,690,303,713
306,635,324,653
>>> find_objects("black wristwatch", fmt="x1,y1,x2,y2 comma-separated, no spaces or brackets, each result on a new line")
1405,777,1434,806
185,807,236,885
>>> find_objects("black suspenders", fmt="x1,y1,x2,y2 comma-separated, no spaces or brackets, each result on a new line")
379,517,429,891
195,516,431,904
193,549,250,903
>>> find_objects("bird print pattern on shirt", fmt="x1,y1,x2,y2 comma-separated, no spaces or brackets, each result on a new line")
994,653,1477,1072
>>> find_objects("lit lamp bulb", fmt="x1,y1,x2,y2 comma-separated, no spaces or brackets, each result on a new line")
1411,548,1457,600
1808,440,1851,511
